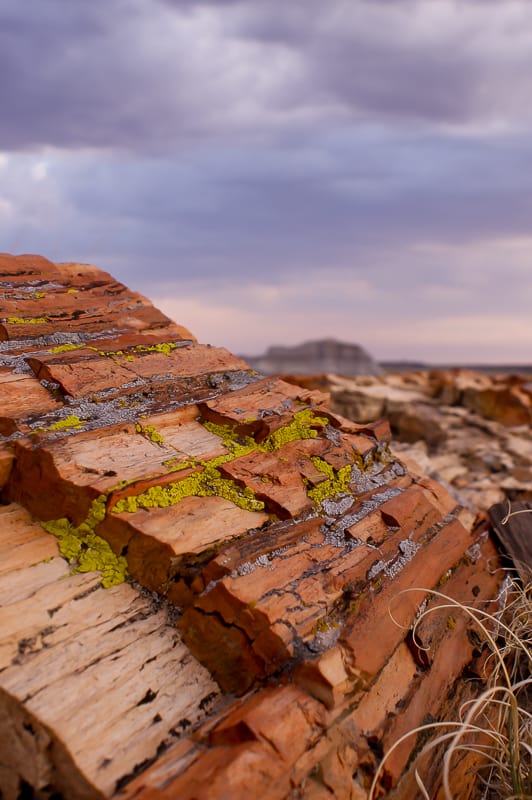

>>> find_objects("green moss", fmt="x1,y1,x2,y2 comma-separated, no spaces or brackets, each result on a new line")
135,422,165,444
112,464,265,514
307,457,353,506
41,495,127,588
6,316,47,324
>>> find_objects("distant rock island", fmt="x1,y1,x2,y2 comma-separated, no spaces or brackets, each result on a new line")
242,338,381,376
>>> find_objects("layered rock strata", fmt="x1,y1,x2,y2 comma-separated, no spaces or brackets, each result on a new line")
0,254,506,800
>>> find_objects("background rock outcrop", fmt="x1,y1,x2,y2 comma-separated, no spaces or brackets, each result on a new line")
284,370,532,513
243,338,382,377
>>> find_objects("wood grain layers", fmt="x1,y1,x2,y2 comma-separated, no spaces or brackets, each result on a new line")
0,504,220,800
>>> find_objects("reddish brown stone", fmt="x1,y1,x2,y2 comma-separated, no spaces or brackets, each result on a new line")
105,496,269,591
198,376,330,440
218,449,313,518
0,444,14,488
463,385,531,426
27,344,247,398
0,373,62,434
339,517,474,678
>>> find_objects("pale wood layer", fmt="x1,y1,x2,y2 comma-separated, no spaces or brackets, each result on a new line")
0,503,220,800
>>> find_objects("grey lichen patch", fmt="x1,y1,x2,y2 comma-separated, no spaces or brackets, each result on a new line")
321,496,355,518
0,329,115,353
324,424,342,446
466,542,482,564
321,527,357,550
320,486,403,547
367,534,421,582
235,554,271,576
307,623,342,654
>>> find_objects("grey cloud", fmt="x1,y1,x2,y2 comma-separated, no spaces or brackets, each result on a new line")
2,0,532,154
3,123,525,290
230,1,532,125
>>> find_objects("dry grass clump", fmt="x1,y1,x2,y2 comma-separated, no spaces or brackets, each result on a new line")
370,576,531,800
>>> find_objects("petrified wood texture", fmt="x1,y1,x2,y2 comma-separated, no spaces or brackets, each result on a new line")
0,504,220,800
0,253,506,800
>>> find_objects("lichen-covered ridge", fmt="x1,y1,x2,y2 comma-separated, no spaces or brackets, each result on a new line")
36,405,383,588
111,408,351,515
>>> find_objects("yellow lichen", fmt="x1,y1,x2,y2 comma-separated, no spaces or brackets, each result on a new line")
112,465,265,514
163,456,197,472
41,495,127,588
6,316,47,324
100,349,123,357
135,422,165,444
307,457,353,506
133,342,177,357
113,409,334,516
66,288,78,294
93,342,178,361
202,421,257,459
47,415,85,432
312,616,340,635
265,408,329,450
204,408,328,458
48,343,84,354
32,292,47,299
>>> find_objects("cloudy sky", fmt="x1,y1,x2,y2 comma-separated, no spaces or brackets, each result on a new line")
1,0,531,363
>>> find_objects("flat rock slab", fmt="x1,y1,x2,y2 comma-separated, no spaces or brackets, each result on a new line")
28,344,247,399
0,372,61,434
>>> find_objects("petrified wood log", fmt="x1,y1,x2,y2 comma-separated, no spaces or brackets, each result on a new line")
0,253,507,800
